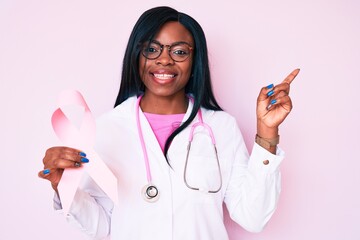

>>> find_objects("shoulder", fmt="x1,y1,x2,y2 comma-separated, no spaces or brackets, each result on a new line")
201,108,238,129
94,96,138,151
95,96,138,137
201,108,243,145
96,96,137,126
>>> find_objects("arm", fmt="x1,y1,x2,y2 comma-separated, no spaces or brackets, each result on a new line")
62,173,113,239
224,69,299,231
224,122,284,232
256,69,300,154
39,147,113,239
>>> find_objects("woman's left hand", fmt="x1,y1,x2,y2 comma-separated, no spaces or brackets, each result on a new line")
257,69,300,131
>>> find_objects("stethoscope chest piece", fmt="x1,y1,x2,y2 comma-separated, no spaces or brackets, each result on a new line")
142,184,159,203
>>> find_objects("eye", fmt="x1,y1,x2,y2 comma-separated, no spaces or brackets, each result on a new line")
143,42,161,53
172,45,190,56
143,46,158,53
173,49,188,55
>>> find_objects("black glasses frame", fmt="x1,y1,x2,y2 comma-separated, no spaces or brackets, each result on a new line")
141,41,193,62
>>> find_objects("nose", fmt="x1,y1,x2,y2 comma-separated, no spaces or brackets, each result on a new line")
156,47,174,65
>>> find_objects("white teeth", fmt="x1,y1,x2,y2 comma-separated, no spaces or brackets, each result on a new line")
153,73,175,79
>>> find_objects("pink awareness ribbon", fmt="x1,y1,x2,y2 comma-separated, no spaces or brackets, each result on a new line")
51,89,118,214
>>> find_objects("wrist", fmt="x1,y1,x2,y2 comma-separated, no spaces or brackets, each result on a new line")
52,183,59,193
255,134,279,147
257,122,279,139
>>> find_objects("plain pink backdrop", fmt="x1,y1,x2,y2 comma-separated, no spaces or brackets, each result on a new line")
1,0,359,239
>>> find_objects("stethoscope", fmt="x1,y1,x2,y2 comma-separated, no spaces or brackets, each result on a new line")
136,95,222,203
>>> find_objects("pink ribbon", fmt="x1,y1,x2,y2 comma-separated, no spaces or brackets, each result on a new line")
51,90,118,213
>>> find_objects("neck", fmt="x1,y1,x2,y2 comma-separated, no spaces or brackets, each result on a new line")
140,93,188,114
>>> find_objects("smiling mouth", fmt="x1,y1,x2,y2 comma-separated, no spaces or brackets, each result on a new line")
153,73,176,80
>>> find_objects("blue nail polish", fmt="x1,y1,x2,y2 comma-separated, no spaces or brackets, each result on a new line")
267,90,274,97
81,157,89,163
266,84,274,89
79,152,86,157
271,99,277,105
43,169,50,174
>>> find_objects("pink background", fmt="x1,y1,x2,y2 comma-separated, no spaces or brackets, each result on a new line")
1,0,359,239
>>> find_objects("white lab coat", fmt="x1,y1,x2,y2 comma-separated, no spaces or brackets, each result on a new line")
58,96,284,240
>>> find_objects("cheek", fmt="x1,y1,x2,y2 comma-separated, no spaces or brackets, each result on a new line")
138,57,147,80
184,59,193,77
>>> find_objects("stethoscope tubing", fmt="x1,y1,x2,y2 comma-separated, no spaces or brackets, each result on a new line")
136,95,153,184
136,95,222,200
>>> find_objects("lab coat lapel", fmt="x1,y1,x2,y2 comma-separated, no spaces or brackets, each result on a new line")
137,107,170,175
136,99,196,176
167,100,195,166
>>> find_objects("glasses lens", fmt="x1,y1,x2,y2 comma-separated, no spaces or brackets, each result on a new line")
142,42,161,59
170,43,191,62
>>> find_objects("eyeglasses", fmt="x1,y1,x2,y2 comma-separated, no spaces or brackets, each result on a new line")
141,41,193,62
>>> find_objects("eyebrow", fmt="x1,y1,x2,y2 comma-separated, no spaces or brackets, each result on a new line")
150,40,193,47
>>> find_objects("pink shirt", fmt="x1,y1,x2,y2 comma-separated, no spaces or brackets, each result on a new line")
144,112,185,152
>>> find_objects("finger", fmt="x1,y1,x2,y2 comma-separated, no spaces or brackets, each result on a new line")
44,147,87,165
38,168,52,179
56,152,88,162
43,155,88,169
46,146,86,158
38,168,64,191
258,83,275,101
262,83,290,101
50,157,87,169
271,86,290,100
275,82,290,93
38,168,64,180
267,95,292,112
282,68,300,85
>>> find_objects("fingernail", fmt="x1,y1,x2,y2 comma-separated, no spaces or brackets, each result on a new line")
267,90,274,97
267,99,277,110
43,169,50,174
81,157,89,163
79,152,86,157
266,84,274,89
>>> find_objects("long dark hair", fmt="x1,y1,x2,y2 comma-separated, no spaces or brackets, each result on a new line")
114,6,222,160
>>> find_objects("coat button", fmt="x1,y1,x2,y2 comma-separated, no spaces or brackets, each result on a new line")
263,160,270,165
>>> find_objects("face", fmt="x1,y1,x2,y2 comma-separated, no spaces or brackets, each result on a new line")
139,21,194,100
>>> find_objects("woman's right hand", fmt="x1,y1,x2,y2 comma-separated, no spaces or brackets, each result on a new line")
38,147,89,192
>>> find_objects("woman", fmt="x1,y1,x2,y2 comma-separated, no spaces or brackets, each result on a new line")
39,6,299,240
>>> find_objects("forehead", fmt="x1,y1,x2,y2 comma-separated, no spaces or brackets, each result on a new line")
154,21,194,45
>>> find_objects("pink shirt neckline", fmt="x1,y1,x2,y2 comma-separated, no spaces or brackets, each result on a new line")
143,112,185,152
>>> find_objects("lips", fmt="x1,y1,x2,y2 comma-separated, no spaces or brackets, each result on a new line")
151,71,177,84
153,73,175,79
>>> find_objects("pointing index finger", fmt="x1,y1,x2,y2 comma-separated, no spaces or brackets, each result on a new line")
283,68,300,85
